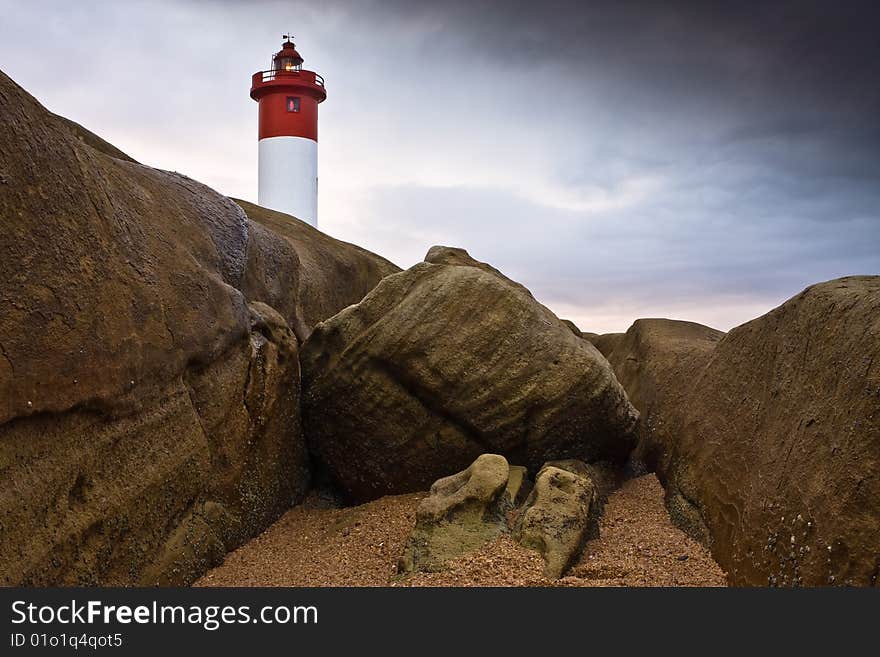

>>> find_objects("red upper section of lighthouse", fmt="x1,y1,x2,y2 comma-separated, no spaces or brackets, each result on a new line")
251,38,326,141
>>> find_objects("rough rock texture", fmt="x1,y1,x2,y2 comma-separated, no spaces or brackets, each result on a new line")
583,332,626,359
560,319,584,338
604,319,724,475
300,247,639,502
542,458,621,545
398,454,513,573
543,458,622,501
599,319,729,542
604,281,880,586
238,199,399,342
424,245,509,283
514,465,596,578
55,115,139,164
0,69,393,585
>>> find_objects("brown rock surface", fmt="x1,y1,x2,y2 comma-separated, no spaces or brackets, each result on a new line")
0,69,393,585
514,465,596,578
1,69,251,426
300,248,639,502
604,280,880,586
675,278,880,586
603,319,724,476
423,245,509,281
543,458,622,501
560,319,584,338
399,454,512,573
55,115,139,164
238,199,399,341
583,332,626,358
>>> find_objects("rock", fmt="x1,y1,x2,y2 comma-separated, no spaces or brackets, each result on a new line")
399,454,513,573
513,465,596,579
560,319,583,338
424,244,548,301
605,279,880,586
543,458,594,479
603,319,724,477
583,332,626,358
540,458,615,539
55,114,139,163
300,247,639,502
0,303,305,586
239,200,399,342
543,458,621,502
1,68,249,428
424,245,510,283
0,68,393,585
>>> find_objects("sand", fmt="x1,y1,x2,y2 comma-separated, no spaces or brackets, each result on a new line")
195,474,726,587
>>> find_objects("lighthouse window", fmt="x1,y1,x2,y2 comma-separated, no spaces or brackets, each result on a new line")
286,96,301,112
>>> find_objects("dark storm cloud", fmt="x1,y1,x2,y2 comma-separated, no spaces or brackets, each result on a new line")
315,0,880,320
349,0,880,149
351,0,880,101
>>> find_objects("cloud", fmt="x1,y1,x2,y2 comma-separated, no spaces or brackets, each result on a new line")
1,0,877,333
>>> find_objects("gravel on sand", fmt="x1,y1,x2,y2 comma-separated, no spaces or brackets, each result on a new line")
194,474,726,587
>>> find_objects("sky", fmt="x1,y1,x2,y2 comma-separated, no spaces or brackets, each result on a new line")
1,0,878,332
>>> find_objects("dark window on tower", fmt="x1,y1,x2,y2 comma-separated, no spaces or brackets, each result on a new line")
286,96,301,112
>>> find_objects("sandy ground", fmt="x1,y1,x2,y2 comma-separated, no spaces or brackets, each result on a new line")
195,474,726,587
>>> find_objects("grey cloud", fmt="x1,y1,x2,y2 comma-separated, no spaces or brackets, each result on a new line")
2,0,877,332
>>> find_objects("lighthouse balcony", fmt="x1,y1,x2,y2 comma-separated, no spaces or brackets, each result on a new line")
252,69,324,86
250,69,327,103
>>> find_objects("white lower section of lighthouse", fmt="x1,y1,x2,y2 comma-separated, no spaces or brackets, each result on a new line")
258,136,318,227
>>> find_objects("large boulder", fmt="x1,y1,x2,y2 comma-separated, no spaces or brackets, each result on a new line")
0,69,393,585
513,464,596,579
398,453,515,573
300,247,639,502
605,280,880,586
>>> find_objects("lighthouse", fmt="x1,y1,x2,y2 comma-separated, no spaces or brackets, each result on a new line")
250,36,327,226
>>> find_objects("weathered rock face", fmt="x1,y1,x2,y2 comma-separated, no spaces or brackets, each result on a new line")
424,245,509,281
399,454,608,578
678,278,880,586
583,332,625,359
513,464,596,579
543,458,622,504
560,319,584,338
238,200,399,342
0,69,393,585
604,280,880,586
399,454,513,573
603,319,724,476
55,115,140,164
300,247,639,502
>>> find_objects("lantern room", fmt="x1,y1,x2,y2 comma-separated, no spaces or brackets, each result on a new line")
273,38,304,72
